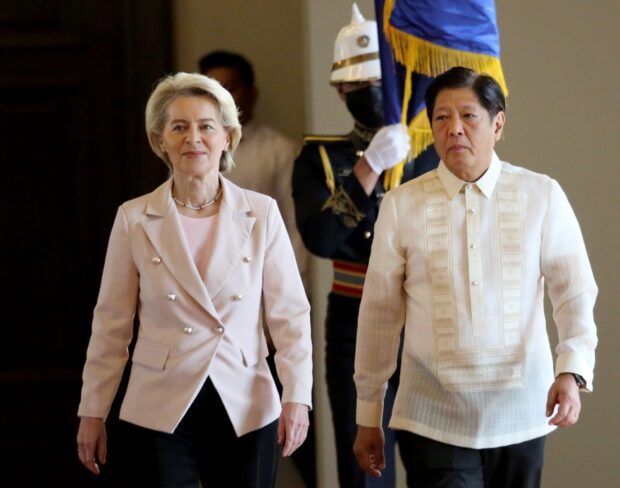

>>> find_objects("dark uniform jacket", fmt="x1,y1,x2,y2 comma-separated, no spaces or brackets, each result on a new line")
292,129,438,266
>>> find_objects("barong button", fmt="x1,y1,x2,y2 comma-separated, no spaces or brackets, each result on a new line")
243,256,252,263
215,325,224,334
234,294,244,301
472,280,480,286
152,256,162,264
167,293,176,301
183,326,193,334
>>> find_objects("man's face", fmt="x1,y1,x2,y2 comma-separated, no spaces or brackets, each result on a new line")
430,87,505,182
204,66,256,124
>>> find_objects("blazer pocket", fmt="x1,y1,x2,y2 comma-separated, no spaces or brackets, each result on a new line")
132,337,169,370
240,335,269,368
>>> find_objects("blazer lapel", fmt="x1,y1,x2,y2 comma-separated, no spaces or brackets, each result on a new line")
205,177,256,299
142,179,222,323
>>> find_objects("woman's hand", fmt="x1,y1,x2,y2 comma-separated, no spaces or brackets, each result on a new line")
277,402,309,457
77,416,107,475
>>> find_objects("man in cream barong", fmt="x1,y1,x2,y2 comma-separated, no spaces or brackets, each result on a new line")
353,67,597,488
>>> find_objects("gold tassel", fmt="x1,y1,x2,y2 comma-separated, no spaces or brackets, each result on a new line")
385,29,509,95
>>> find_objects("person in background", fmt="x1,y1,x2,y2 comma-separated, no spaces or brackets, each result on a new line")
353,66,597,487
200,50,316,487
77,72,313,487
292,4,438,487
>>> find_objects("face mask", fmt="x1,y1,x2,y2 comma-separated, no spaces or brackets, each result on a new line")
345,85,385,130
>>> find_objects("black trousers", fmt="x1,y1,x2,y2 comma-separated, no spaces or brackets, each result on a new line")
151,378,278,488
396,431,546,488
326,293,402,488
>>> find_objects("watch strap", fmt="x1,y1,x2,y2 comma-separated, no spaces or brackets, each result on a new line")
572,373,586,388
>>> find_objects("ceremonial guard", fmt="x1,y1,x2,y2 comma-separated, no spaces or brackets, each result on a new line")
292,4,438,487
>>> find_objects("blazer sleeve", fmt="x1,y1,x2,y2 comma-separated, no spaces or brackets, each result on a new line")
78,206,139,419
270,139,311,293
261,199,313,408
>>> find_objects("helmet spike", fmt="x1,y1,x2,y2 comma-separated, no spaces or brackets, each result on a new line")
351,3,365,24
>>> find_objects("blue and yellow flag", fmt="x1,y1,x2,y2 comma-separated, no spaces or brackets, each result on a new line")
375,0,508,189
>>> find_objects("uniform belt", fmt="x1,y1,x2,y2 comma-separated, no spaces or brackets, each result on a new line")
332,259,367,298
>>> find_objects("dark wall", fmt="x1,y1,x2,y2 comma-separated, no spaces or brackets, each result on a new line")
0,1,171,485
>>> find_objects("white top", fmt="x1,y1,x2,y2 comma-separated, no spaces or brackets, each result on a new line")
354,153,598,449
228,121,310,291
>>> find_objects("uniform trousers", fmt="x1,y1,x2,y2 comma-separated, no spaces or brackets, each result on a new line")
396,431,545,488
326,293,403,488
150,378,278,488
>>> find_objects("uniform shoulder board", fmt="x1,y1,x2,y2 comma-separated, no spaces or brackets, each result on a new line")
303,134,349,144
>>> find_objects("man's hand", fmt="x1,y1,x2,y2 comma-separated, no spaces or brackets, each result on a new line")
546,373,581,427
77,417,107,475
364,124,410,175
278,402,309,457
353,426,385,478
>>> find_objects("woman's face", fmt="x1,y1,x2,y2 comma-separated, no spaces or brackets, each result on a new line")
159,95,230,177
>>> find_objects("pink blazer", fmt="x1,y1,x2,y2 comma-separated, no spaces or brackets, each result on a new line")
78,177,313,435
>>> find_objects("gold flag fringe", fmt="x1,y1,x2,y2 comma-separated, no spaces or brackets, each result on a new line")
382,0,508,190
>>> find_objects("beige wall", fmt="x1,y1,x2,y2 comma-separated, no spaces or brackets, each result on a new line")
496,1,620,487
174,1,620,486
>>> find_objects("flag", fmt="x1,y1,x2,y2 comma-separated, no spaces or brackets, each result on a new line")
374,0,508,189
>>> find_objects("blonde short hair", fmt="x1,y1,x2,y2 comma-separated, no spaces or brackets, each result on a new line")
145,72,242,172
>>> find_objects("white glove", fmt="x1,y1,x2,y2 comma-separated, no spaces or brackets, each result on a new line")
363,123,411,175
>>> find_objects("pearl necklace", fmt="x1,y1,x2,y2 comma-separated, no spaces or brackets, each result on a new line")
172,187,222,210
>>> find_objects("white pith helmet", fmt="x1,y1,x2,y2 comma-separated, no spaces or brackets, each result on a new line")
330,3,381,84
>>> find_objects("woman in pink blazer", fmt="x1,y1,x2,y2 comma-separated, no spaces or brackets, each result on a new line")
76,72,313,487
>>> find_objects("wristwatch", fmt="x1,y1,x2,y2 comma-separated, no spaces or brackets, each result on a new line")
572,374,586,388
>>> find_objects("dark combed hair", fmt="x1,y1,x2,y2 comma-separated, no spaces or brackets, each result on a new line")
198,50,255,87
425,66,506,123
